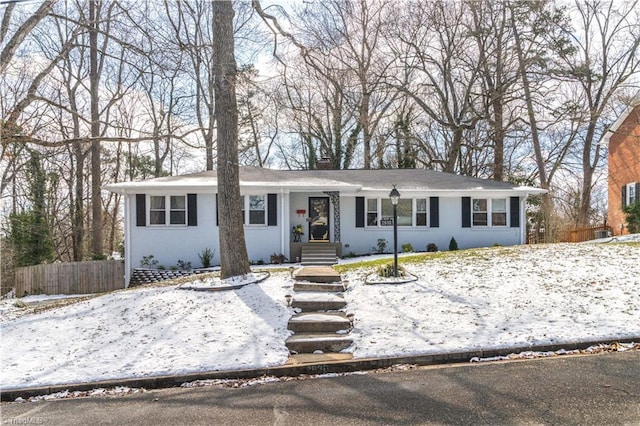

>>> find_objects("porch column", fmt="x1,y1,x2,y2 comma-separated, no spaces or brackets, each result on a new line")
324,191,341,242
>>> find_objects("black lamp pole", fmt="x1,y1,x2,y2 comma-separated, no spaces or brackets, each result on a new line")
389,185,400,277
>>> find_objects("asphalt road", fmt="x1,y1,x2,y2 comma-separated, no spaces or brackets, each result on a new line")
2,351,639,425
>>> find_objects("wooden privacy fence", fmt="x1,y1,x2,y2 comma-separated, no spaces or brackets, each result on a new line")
558,225,612,243
14,260,125,296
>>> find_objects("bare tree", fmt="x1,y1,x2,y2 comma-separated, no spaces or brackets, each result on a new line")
292,0,397,169
0,0,56,75
466,0,523,181
165,0,218,170
556,0,640,225
213,0,250,279
389,0,483,174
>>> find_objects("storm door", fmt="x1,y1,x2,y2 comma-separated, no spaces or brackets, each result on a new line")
308,197,330,241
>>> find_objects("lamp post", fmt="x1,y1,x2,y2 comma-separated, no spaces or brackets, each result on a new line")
389,184,400,277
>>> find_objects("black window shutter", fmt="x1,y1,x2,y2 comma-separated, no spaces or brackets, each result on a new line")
636,183,640,202
187,194,197,226
510,196,520,228
136,194,146,226
462,197,471,228
621,185,627,209
430,197,439,228
355,197,365,228
267,193,277,226
215,194,219,226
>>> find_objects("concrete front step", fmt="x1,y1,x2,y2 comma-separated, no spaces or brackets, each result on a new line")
285,333,353,353
301,259,338,266
291,293,346,311
294,281,346,292
294,266,342,283
301,246,337,266
288,312,352,333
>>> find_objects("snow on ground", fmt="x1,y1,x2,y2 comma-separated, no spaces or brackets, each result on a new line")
343,242,640,359
1,273,293,389
1,240,639,390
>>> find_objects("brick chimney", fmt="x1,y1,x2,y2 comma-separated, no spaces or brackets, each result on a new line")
316,157,333,170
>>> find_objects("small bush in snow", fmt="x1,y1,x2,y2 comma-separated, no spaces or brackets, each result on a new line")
623,202,640,234
270,253,287,264
376,262,405,278
198,248,215,268
426,243,438,252
449,237,458,251
140,255,158,268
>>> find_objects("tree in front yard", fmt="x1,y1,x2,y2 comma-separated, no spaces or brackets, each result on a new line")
213,0,251,279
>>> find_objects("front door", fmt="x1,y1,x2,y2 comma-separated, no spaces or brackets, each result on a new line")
308,197,330,242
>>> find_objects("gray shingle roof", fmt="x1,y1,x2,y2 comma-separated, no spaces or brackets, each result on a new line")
104,166,545,194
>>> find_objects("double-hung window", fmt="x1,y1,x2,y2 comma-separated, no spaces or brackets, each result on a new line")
491,199,507,226
367,199,378,226
149,195,186,225
628,183,638,205
240,195,266,225
366,197,419,227
472,198,507,227
416,199,428,226
472,199,488,226
249,195,266,225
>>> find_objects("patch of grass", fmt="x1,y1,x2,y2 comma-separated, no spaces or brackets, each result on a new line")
334,245,528,273
610,241,640,248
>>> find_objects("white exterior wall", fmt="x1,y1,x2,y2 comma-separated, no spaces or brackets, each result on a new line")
127,193,219,274
124,190,526,284
126,192,286,283
339,194,522,255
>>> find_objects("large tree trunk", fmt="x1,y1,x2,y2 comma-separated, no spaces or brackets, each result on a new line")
213,0,250,279
89,0,103,259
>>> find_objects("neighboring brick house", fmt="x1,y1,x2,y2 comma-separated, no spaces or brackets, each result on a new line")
606,97,640,235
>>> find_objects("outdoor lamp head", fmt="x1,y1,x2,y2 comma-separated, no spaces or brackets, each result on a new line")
389,185,400,205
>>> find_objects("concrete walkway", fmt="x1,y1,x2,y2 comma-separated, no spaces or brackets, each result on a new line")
286,266,353,363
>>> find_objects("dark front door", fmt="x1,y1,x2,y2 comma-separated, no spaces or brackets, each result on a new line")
308,197,330,241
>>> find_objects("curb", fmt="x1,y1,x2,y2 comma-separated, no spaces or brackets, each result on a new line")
2,336,638,402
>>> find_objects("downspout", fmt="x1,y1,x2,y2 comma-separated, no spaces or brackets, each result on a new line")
124,193,131,288
280,189,289,260
520,193,529,245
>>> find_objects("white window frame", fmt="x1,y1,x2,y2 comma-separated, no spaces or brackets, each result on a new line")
241,194,267,226
416,198,428,227
365,197,425,227
472,197,508,227
148,195,187,226
491,198,507,227
627,182,638,205
367,198,378,226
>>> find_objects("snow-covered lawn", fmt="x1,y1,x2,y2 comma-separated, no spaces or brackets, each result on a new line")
1,241,639,390
344,242,640,358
